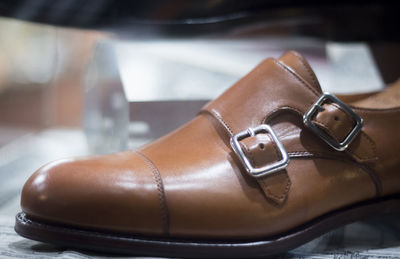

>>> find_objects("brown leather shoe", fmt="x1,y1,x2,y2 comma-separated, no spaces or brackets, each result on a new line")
15,51,400,258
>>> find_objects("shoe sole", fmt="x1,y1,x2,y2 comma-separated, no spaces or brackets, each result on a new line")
14,195,400,258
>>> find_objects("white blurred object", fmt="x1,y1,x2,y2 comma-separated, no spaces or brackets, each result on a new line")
326,43,384,93
0,17,57,86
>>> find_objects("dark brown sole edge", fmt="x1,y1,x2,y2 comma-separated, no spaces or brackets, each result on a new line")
14,197,400,258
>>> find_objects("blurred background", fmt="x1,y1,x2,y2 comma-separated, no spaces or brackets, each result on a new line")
0,1,400,258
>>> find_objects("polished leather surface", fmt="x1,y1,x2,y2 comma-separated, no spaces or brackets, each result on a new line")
21,51,400,239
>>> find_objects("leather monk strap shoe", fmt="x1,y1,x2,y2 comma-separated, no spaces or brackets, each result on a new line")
15,51,400,258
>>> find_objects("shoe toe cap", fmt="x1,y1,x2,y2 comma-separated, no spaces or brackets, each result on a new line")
21,151,165,235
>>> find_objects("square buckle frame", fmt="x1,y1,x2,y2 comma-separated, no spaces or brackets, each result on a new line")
230,124,289,178
303,92,363,151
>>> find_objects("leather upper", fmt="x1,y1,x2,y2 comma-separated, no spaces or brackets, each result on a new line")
21,51,400,239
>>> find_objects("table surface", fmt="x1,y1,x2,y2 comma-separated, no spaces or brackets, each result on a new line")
0,127,399,259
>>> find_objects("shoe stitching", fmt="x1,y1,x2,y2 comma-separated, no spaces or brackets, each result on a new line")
349,132,377,162
291,51,320,89
211,109,234,136
267,105,377,162
261,105,307,125
241,143,255,167
288,151,382,197
311,120,343,143
326,103,354,128
311,120,377,162
241,135,291,204
262,106,381,197
262,134,291,203
135,151,170,235
260,175,291,203
273,59,320,98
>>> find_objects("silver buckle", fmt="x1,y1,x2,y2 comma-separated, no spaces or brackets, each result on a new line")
230,124,290,178
303,92,363,151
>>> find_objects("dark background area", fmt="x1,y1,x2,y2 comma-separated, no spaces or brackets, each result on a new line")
0,0,398,41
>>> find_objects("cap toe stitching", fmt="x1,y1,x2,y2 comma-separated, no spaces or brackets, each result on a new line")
135,151,170,235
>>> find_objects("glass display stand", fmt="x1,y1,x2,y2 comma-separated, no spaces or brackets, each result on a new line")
84,38,383,154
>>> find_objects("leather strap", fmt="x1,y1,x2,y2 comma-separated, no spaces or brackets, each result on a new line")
240,133,291,205
206,101,377,205
204,109,292,205
311,103,377,162
200,58,377,205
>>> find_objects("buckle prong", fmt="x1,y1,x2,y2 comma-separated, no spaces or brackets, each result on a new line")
247,128,255,137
